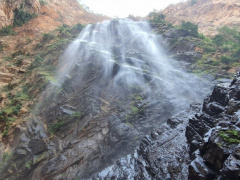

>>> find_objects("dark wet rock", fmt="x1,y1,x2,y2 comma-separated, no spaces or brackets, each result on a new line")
28,139,47,155
187,75,240,180
92,104,201,180
91,75,240,180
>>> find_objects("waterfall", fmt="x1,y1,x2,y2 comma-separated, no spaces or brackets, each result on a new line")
30,19,211,179
56,19,209,112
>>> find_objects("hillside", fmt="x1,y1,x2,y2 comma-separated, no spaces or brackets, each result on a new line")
0,0,108,86
162,0,240,36
0,0,108,154
0,1,239,180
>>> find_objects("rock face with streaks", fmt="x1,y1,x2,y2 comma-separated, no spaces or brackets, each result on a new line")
92,104,201,180
0,20,209,179
187,74,240,179
92,74,240,180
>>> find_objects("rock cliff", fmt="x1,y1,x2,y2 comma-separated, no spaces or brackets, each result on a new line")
0,0,107,30
162,0,240,36
91,74,240,180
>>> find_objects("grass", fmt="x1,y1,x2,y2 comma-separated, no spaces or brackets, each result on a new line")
0,151,12,171
219,130,240,144
49,121,65,134
48,112,83,134
125,122,134,128
25,160,32,169
131,106,139,115
0,22,85,138
46,38,73,52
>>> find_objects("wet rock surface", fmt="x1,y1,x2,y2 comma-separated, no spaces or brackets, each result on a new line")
0,20,213,180
187,75,240,180
92,104,201,180
89,76,240,180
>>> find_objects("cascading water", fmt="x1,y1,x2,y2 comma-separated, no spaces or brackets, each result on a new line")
39,19,210,178
0,19,211,180
39,19,209,178
57,19,208,111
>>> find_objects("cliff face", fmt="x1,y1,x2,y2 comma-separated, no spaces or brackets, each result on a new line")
92,73,240,180
0,0,108,88
0,0,108,156
162,0,240,36
0,0,108,34
0,0,40,28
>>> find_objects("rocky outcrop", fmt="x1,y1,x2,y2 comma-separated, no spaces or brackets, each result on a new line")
186,74,240,179
1,20,208,179
162,0,240,36
92,104,201,179
153,24,203,71
90,75,240,179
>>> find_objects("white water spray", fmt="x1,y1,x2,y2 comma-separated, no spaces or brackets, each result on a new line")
56,19,210,113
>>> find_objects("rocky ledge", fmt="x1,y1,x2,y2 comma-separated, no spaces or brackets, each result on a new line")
92,75,240,180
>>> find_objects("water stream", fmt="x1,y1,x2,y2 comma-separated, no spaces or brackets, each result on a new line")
1,19,212,179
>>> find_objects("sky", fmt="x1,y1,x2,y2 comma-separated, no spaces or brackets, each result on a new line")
78,0,186,18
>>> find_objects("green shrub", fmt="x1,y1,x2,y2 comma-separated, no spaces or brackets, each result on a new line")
233,48,240,59
13,6,38,27
0,26,15,36
223,46,230,52
180,21,198,37
15,58,23,67
212,61,220,66
203,46,216,53
12,104,22,115
49,121,65,134
42,33,55,42
2,130,8,137
198,33,205,40
0,44,3,52
219,130,240,144
148,12,166,24
213,34,224,47
39,0,47,5
220,55,234,64
29,55,44,69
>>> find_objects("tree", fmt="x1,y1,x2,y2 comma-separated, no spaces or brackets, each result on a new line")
148,12,166,24
180,21,198,37
212,35,224,47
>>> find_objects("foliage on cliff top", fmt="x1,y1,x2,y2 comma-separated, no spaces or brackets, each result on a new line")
149,12,240,78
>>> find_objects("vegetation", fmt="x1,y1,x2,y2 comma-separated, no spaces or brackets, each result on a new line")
0,26,15,36
48,112,82,134
49,120,65,134
0,85,30,124
148,12,166,24
13,5,38,27
29,55,44,70
39,0,47,5
190,0,197,6
42,33,56,42
0,152,12,172
25,160,32,169
219,130,240,144
0,43,3,52
180,21,199,37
